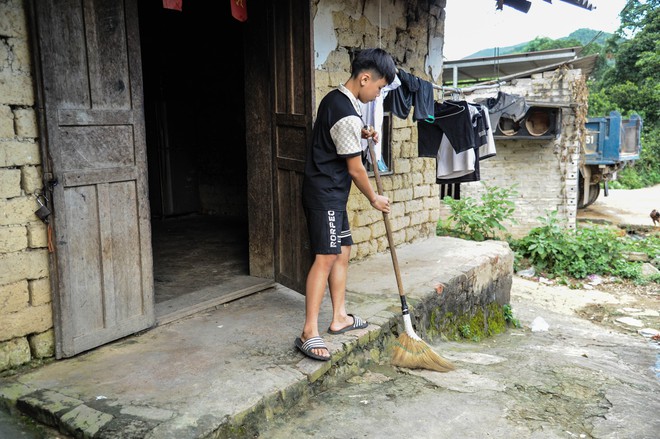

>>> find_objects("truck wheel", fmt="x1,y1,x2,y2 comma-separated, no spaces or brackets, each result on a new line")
577,174,601,209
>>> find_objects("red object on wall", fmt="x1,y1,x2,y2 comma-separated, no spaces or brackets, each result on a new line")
163,0,182,11
230,0,248,22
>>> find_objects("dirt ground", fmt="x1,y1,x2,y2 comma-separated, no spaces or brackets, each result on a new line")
578,184,660,228
513,275,660,339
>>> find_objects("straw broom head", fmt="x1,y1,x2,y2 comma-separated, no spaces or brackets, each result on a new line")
391,333,455,372
391,314,455,372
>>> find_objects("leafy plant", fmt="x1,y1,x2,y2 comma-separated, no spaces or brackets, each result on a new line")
437,184,518,241
503,304,521,328
509,211,655,281
459,324,472,339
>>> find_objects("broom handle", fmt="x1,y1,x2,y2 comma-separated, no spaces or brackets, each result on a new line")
367,138,409,309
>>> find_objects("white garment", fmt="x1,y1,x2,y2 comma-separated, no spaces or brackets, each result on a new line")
436,134,475,179
479,106,496,160
360,75,402,163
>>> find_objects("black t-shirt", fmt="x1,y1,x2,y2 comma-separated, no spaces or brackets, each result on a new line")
302,86,363,210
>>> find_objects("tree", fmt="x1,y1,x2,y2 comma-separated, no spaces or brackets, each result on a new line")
521,36,582,52
588,0,660,188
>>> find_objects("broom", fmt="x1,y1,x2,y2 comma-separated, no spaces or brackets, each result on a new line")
366,133,454,372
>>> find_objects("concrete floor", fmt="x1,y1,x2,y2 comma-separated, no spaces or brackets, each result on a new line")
150,214,274,325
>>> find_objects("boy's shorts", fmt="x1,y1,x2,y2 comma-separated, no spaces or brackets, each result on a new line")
304,208,353,255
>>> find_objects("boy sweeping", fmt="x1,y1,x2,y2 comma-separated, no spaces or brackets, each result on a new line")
295,48,397,361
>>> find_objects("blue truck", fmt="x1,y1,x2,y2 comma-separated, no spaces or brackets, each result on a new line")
578,111,643,208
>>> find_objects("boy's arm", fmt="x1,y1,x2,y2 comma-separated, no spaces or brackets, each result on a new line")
346,156,390,213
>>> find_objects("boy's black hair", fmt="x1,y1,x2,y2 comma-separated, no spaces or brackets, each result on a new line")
350,48,397,84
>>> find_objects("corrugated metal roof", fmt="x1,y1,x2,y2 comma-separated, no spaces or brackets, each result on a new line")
442,48,598,86
498,0,594,13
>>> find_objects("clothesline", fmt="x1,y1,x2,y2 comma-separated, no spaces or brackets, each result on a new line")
394,67,504,97
433,81,506,96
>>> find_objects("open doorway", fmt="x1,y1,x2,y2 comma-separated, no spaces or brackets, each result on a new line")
137,1,273,324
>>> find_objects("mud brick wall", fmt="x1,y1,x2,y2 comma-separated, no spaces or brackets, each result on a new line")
313,0,446,260
0,0,55,371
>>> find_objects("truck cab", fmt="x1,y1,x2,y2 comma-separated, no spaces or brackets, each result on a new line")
578,111,643,208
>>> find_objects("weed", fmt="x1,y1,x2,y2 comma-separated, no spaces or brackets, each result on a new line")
503,304,521,328
437,184,518,241
510,211,660,282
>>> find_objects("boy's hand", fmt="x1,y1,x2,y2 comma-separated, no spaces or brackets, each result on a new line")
371,194,390,214
361,126,379,143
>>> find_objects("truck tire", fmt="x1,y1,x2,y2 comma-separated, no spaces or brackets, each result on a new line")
577,174,600,209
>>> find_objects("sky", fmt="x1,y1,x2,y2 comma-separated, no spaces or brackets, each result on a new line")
443,0,628,60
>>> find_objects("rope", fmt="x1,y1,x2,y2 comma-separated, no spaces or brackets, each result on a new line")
378,0,382,48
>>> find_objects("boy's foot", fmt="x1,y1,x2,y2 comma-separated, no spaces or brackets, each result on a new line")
294,336,331,361
327,314,368,335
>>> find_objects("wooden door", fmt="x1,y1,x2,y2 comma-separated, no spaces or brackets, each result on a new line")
244,0,313,293
30,0,154,357
271,0,315,293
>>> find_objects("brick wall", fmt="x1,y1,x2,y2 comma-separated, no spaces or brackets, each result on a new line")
0,0,55,371
440,68,587,239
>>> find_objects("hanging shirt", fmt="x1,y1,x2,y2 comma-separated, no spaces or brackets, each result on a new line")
384,69,435,122
359,75,401,164
475,91,529,131
418,100,475,157
436,103,494,180
436,134,476,180
478,105,497,160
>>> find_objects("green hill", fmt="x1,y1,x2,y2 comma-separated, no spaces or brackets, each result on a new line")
462,28,612,59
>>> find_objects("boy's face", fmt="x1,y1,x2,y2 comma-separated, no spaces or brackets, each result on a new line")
357,72,389,104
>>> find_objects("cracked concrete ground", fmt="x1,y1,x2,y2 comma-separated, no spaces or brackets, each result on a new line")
257,275,660,439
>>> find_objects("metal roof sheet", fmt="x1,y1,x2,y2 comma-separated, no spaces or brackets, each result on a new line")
442,48,598,85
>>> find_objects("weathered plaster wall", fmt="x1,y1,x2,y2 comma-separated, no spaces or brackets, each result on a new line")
0,0,55,371
312,0,447,259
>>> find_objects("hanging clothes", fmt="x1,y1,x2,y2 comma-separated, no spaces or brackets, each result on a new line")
474,91,529,132
376,69,503,199
440,183,460,200
436,102,497,198
383,69,435,122
418,100,475,157
435,102,494,180
478,106,496,160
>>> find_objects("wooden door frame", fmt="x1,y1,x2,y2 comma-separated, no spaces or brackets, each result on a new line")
244,2,276,279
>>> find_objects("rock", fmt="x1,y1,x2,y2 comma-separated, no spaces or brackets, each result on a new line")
531,316,549,332
623,251,649,262
615,316,644,328
640,262,659,277
638,328,660,338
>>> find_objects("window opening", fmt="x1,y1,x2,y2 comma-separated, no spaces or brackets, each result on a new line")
364,111,393,175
